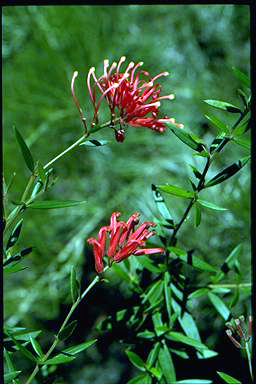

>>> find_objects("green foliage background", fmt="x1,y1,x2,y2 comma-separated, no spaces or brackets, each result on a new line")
3,5,250,383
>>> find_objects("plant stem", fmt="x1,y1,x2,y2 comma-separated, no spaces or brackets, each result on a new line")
25,267,109,384
208,283,251,289
43,134,88,170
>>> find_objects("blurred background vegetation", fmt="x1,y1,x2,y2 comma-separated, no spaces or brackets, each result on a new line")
3,5,250,383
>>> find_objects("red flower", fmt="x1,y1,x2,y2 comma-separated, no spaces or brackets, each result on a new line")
226,315,252,349
87,212,165,273
87,56,183,140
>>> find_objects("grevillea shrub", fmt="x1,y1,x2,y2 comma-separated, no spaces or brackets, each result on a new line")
4,58,251,384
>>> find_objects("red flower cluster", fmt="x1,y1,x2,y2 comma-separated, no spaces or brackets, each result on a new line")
87,56,183,140
226,315,252,349
87,212,165,273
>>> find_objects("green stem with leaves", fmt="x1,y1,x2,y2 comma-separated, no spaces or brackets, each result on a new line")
25,267,109,384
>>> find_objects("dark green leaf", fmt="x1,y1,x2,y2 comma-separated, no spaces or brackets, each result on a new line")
3,255,22,267
189,165,202,180
217,371,241,384
164,272,172,325
30,336,43,357
15,127,35,172
188,288,209,300
204,114,229,134
208,292,230,321
4,371,22,383
203,100,241,113
169,348,189,359
6,219,23,250
205,157,250,188
127,374,151,384
80,139,109,146
70,266,79,303
126,350,146,371
232,136,250,150
4,348,16,372
63,339,97,355
168,125,205,152
146,342,161,368
137,330,155,339
58,320,77,341
232,67,250,88
158,185,194,199
4,328,41,341
168,247,218,273
142,280,164,305
152,313,166,336
43,354,76,365
28,200,87,209
197,199,227,211
158,342,176,383
112,263,131,284
232,111,251,136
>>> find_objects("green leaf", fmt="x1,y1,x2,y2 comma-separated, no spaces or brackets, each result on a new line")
37,161,47,184
80,139,109,146
4,328,41,341
146,342,161,368
158,185,194,199
158,342,176,383
205,157,250,188
208,292,230,321
5,330,38,362
112,263,131,283
175,380,212,384
197,199,227,211
127,374,151,384
166,331,208,351
142,280,164,305
58,320,77,341
126,350,146,371
232,111,251,136
204,114,229,134
203,100,241,113
213,244,243,283
232,67,250,88
43,354,76,365
4,348,16,372
152,312,166,337
169,348,189,359
137,330,155,339
4,371,22,383
148,367,162,380
168,124,205,152
15,127,35,172
217,371,241,384
136,255,162,273
28,200,87,209
151,184,174,224
30,336,44,357
6,219,23,250
164,272,172,325
70,266,79,303
63,339,97,355
168,247,218,273
233,136,250,150
188,288,209,300
194,203,201,227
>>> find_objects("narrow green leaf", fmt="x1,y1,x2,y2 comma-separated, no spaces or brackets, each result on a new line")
37,161,47,184
63,339,97,355
205,157,250,188
4,328,41,341
166,331,208,351
142,280,164,305
112,263,131,283
232,67,250,88
213,244,243,283
127,374,151,384
43,354,76,365
208,292,230,320
80,139,109,146
126,350,146,371
158,185,194,199
15,127,35,172
188,288,209,300
152,312,165,337
148,367,162,380
203,100,241,113
168,125,205,152
137,330,155,339
151,184,174,224
158,342,176,383
164,272,172,325
58,320,77,341
232,111,251,136
4,348,16,372
195,203,201,227
136,255,162,273
175,380,212,384
197,199,227,211
28,200,87,209
169,348,189,359
70,266,79,303
204,114,229,134
217,371,241,384
168,247,218,273
232,136,250,150
5,331,38,362
190,164,202,180
4,371,22,383
29,336,43,357
146,342,161,368
6,219,23,250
